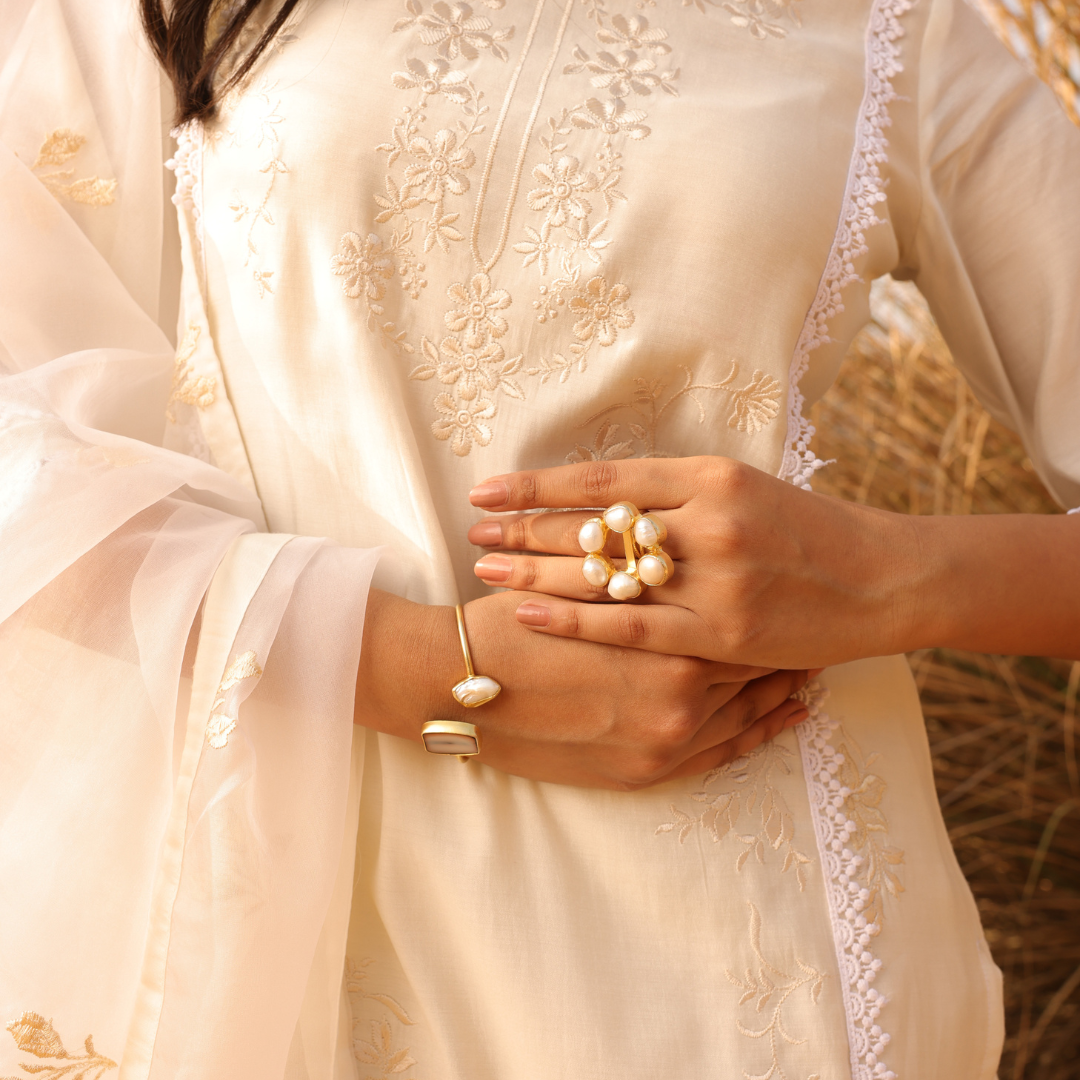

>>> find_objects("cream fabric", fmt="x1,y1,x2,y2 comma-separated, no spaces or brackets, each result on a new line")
1,0,1078,1076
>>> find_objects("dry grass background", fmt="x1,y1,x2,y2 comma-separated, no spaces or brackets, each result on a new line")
810,277,1080,1078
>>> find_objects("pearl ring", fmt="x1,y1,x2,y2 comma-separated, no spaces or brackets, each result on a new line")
577,501,674,601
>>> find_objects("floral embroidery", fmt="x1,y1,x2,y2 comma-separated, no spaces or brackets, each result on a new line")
795,682,903,1080
166,323,217,423
431,393,496,454
780,0,912,490
31,130,117,207
657,738,813,889
205,650,263,749
334,0,686,454
725,904,825,1080
224,82,288,297
3,1013,116,1080
345,958,421,1079
679,0,802,38
566,364,781,461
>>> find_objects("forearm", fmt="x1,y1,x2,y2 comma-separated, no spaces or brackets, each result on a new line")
901,511,1080,659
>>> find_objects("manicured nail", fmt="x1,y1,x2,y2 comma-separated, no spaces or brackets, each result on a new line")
475,554,513,582
784,706,810,728
469,520,503,547
516,602,551,627
470,481,509,508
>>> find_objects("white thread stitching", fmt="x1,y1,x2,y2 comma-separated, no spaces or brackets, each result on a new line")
796,683,899,1080
778,0,913,491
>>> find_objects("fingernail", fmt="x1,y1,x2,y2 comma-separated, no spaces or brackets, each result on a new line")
469,521,503,547
784,706,810,728
809,667,825,678
475,554,513,583
516,602,551,627
470,481,509,508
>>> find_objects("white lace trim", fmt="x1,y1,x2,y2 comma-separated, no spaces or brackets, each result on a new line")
166,121,205,249
778,0,914,489
796,685,897,1080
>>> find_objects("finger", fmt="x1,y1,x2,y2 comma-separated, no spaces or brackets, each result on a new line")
659,698,809,785
468,457,720,511
475,549,699,602
515,595,712,658
689,669,810,759
469,508,691,560
475,552,610,600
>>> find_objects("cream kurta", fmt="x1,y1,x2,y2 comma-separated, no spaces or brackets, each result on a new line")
1,0,1078,1076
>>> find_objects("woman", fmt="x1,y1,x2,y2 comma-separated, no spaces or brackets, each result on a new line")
0,0,1077,1076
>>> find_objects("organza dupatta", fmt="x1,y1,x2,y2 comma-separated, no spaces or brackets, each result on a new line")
0,2,378,1076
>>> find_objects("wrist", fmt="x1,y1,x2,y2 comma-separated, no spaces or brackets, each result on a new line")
355,590,463,736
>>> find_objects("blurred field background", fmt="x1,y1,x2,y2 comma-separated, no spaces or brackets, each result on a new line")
809,4,1080,1076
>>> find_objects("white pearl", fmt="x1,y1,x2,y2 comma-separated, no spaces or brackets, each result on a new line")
607,571,641,600
452,675,502,707
603,503,635,534
633,513,667,548
638,552,673,586
582,555,612,587
577,518,607,554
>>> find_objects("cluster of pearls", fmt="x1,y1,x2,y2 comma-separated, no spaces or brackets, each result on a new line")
578,502,673,600
796,686,896,1080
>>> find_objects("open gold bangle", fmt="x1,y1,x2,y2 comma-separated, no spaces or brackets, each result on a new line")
421,604,501,761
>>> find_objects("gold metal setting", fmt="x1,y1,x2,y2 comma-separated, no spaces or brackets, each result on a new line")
450,604,502,708
421,719,482,760
578,501,674,601
423,605,501,761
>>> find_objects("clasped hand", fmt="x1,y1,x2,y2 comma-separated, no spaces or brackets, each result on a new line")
469,456,916,671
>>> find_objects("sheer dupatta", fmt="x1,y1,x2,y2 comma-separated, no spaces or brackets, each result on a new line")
0,2,379,1076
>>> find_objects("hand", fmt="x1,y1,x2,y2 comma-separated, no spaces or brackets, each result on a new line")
356,588,812,790
466,456,921,670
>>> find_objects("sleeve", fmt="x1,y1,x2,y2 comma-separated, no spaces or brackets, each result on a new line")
900,0,1080,509
0,3,380,1076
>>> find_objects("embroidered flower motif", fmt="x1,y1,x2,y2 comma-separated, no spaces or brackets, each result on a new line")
436,337,504,398
431,394,495,454
728,370,782,432
564,218,612,263
527,156,597,227
374,176,424,222
723,0,801,38
564,47,677,98
331,232,394,301
417,1,514,61
570,97,651,140
595,13,671,53
405,128,476,201
569,276,634,345
566,419,635,463
31,129,117,207
423,210,465,252
513,222,556,273
391,56,473,102
445,273,511,344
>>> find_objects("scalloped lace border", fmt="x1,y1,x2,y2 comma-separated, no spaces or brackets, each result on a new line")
787,0,914,1074
778,0,914,491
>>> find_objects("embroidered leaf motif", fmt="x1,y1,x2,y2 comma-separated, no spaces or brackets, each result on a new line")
31,130,116,207
33,129,86,168
3,1014,116,1080
205,651,263,749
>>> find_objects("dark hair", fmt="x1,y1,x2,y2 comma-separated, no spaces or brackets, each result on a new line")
141,0,302,125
